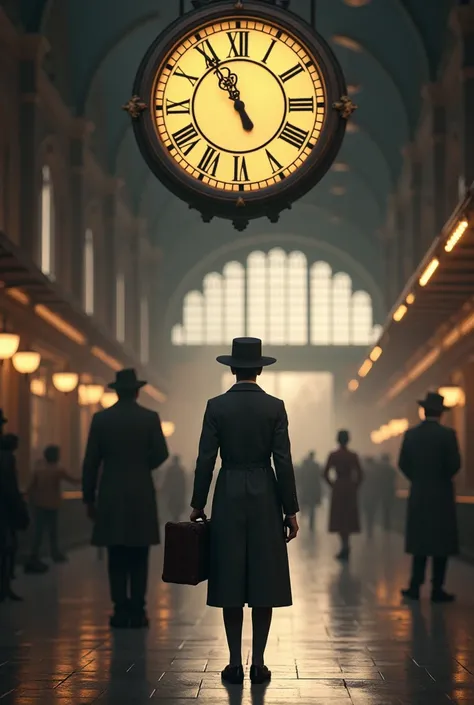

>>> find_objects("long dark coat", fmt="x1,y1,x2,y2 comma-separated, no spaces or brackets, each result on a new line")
82,400,169,547
0,450,29,551
191,383,299,609
324,448,363,535
398,420,461,556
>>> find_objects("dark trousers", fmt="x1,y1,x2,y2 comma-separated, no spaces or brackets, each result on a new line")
107,546,149,615
410,555,448,590
30,507,60,558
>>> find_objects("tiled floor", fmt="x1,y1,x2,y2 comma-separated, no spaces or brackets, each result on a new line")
3,508,474,704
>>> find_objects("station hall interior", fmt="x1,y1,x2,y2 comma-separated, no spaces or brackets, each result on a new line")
3,0,474,703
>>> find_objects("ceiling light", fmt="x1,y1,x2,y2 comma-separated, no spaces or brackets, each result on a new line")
162,421,175,438
101,391,118,409
393,304,407,322
52,372,79,393
12,351,41,374
445,218,468,253
406,293,415,305
369,346,382,362
358,359,372,377
419,258,439,287
0,333,20,360
348,379,359,392
438,386,465,408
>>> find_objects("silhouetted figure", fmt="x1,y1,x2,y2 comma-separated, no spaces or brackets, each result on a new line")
25,445,79,573
361,456,379,539
300,451,322,532
399,392,461,603
0,433,29,602
162,455,186,522
82,369,169,629
378,453,397,531
190,338,299,686
324,430,363,561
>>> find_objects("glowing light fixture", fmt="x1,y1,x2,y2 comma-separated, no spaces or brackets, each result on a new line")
35,305,86,345
30,378,46,397
445,218,468,253
419,258,439,287
438,386,465,408
348,379,359,392
12,351,41,374
7,288,30,305
406,293,415,305
84,384,104,405
418,407,425,421
101,391,118,409
369,346,382,362
0,333,20,360
52,372,79,393
393,304,407,322
161,421,175,438
358,359,372,377
370,430,382,445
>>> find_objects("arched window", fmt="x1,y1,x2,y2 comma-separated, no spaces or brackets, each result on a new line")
268,248,286,345
351,291,372,345
116,273,125,343
171,324,185,346
371,323,383,344
288,251,308,345
224,262,245,343
40,165,55,279
184,291,204,345
84,228,94,315
140,296,149,365
310,262,331,345
332,273,351,345
204,272,223,344
247,251,267,339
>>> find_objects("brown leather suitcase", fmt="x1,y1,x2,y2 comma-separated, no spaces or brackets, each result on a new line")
162,520,210,585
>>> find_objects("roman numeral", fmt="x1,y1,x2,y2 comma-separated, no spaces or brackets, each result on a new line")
227,31,249,57
233,156,249,182
265,149,283,174
262,39,277,64
195,39,220,68
172,124,200,156
289,97,314,112
173,66,199,86
280,63,304,83
198,145,221,177
279,122,309,149
165,98,191,115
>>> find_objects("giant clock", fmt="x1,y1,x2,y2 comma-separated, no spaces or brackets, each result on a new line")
125,0,355,230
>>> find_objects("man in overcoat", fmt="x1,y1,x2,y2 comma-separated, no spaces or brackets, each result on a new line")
82,369,169,628
190,338,299,686
399,391,461,602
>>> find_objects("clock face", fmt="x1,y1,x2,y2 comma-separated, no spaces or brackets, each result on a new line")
153,18,326,193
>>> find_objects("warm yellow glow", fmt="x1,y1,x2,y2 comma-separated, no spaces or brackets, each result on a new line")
161,421,175,438
348,379,359,392
393,304,407,322
442,328,460,349
332,35,363,52
12,351,41,374
346,121,360,133
369,346,382,362
91,346,123,371
78,384,104,406
406,293,415,305
332,162,350,172
347,84,361,95
438,386,465,408
101,391,118,409
0,333,20,360
419,258,439,287
30,378,46,397
418,407,425,421
344,0,371,5
35,305,86,345
330,185,346,196
52,372,79,393
445,218,468,253
143,384,167,404
7,288,30,305
358,359,372,377
370,430,382,445
155,18,326,192
78,385,89,406
389,418,409,436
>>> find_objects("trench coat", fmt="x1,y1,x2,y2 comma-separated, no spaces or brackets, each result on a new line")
324,448,362,535
398,420,461,556
82,400,169,547
191,383,299,609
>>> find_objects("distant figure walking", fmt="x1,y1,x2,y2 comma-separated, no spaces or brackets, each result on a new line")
82,368,169,629
399,392,461,603
300,451,322,532
378,453,397,532
324,430,363,561
360,456,379,539
162,455,187,523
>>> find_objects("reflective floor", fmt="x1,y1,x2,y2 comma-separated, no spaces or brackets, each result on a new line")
3,509,474,704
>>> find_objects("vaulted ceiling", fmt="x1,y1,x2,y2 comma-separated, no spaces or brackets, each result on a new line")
13,0,455,316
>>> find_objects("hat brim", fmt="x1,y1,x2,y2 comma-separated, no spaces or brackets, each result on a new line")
216,355,276,368
108,380,147,391
417,400,449,412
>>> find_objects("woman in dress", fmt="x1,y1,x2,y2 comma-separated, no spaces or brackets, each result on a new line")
323,429,363,560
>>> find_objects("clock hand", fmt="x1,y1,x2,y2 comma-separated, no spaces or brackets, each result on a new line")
211,61,254,132
233,100,254,132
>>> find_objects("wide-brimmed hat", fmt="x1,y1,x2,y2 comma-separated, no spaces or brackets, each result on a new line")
417,391,449,413
0,409,8,426
216,337,276,368
108,368,146,391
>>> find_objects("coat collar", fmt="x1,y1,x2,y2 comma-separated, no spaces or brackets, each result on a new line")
227,382,265,393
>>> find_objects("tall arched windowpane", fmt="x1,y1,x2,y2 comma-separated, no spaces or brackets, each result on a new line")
116,273,126,343
204,272,223,344
84,228,94,315
40,165,55,279
247,251,267,339
268,248,286,345
288,251,308,345
310,262,331,345
351,291,372,345
332,273,351,345
184,291,204,344
171,324,185,346
224,262,245,343
140,296,149,364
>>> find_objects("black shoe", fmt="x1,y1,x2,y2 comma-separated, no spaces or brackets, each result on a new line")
6,590,23,602
109,613,130,629
250,665,272,685
129,613,149,629
52,554,68,564
401,587,420,601
24,559,49,574
431,589,455,603
221,665,244,684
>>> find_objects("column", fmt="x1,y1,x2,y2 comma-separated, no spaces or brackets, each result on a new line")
69,129,87,304
103,189,118,336
427,83,447,233
451,5,474,188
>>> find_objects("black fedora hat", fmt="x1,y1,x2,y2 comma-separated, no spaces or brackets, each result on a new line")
217,337,276,368
417,391,449,413
108,368,146,391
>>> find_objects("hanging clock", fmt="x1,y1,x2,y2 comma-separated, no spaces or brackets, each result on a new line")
124,0,355,231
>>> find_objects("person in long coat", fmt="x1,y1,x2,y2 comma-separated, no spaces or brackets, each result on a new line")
399,391,461,603
190,338,299,686
323,430,363,561
300,451,322,532
82,368,169,628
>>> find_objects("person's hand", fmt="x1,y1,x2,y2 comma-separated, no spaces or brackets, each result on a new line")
190,508,207,522
285,515,299,542
86,503,96,522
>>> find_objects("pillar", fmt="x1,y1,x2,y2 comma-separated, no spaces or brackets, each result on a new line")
69,128,87,305
451,5,474,188
103,189,118,335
